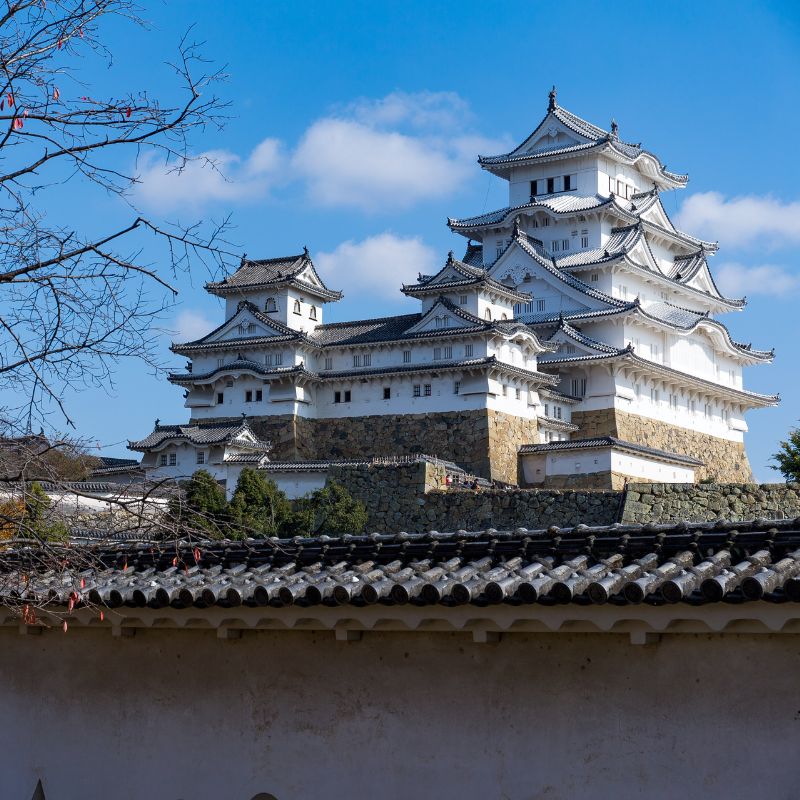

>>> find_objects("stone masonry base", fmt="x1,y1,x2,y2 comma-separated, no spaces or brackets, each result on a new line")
198,409,540,484
571,408,753,483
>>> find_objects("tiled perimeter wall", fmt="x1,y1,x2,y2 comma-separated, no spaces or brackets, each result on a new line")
331,463,800,532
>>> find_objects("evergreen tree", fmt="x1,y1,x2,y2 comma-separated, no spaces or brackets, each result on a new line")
771,426,800,482
168,470,228,538
228,468,294,538
294,481,367,537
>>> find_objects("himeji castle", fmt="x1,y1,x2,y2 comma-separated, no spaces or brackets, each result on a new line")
131,89,777,491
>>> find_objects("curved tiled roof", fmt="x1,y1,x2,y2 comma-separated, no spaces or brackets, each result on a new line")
206,251,342,301
129,420,271,452
448,194,612,230
478,101,687,187
169,361,308,385
7,519,800,607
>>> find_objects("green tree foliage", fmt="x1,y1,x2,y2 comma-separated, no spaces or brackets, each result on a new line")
22,482,68,542
168,470,367,539
771,426,800,482
168,470,229,538
228,468,294,538
294,481,367,537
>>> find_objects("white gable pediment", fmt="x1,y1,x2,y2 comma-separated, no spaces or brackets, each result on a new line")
549,329,607,356
404,302,480,335
517,116,589,156
487,241,602,312
639,199,675,232
296,264,323,288
204,307,286,345
684,263,718,296
628,240,660,272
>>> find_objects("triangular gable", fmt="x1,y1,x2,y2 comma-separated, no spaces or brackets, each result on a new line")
196,305,294,346
517,116,585,156
403,298,484,335
295,262,324,289
682,260,723,298
487,237,614,313
547,322,619,356
637,194,677,233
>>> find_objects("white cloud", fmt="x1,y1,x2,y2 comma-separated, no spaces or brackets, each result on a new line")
315,233,437,299
292,118,472,211
345,90,472,130
135,91,510,214
714,262,800,298
171,309,217,342
134,138,283,212
677,192,800,249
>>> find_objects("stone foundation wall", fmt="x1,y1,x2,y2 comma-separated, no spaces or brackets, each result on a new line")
620,482,800,524
572,408,753,483
331,462,621,532
210,410,538,482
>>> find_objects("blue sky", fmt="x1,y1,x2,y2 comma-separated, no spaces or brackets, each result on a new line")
33,0,800,481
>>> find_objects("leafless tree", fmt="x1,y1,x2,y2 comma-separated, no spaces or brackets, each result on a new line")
0,0,246,616
0,0,235,433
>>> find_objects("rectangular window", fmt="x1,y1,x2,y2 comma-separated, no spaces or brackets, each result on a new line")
383,387,391,400
403,350,411,363
571,378,587,397
704,403,712,419
443,345,452,359
536,299,546,312
581,236,589,248
650,388,660,404
562,239,569,250
217,392,224,404
459,295,468,305
454,381,461,395
563,175,572,191
531,218,539,228
344,390,351,402
256,389,263,402
669,393,678,410
196,451,205,465
353,355,362,367
617,180,623,195
169,453,177,467
465,344,474,357
245,390,253,402
363,354,371,367
275,352,282,366
433,347,442,361
551,240,560,252
247,323,256,334
324,357,333,370
515,387,521,400
413,384,421,397
160,454,167,466
424,384,432,396
690,400,697,414
226,379,233,387
530,179,538,197
554,405,562,419
542,217,550,227
547,177,555,193
334,391,341,403
217,358,224,368
590,273,599,282
544,403,549,417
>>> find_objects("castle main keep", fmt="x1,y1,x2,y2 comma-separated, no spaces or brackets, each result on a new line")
131,90,777,490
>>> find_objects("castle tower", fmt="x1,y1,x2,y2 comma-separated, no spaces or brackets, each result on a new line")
446,88,777,482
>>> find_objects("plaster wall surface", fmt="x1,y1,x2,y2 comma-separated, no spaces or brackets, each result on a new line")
1,628,798,800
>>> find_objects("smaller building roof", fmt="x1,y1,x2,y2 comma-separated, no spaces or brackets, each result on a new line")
205,250,342,301
128,419,271,453
518,436,704,468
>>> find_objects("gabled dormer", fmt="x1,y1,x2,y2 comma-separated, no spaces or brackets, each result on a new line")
402,252,529,319
205,249,342,332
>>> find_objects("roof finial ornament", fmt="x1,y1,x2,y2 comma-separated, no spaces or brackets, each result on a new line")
303,245,309,257
548,85,557,112
154,418,160,428
447,250,454,264
610,118,618,138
